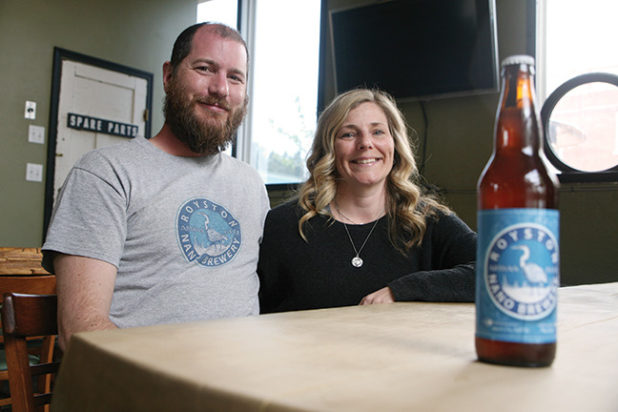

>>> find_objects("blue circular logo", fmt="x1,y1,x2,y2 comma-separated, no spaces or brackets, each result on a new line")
176,199,241,267
484,223,559,320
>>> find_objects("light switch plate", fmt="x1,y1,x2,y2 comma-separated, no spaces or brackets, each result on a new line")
28,125,45,144
25,101,36,120
26,163,43,182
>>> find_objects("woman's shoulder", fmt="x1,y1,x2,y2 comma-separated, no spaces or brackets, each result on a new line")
262,199,308,241
267,199,303,221
266,198,332,227
427,207,475,235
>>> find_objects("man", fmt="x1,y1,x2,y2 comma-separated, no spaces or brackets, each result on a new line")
42,23,270,350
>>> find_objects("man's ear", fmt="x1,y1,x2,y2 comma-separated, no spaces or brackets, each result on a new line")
162,61,173,93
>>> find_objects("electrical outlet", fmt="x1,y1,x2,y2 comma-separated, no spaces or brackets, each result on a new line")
28,125,45,144
25,101,36,120
26,163,43,182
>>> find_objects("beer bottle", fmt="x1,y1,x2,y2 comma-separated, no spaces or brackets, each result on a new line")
475,55,560,367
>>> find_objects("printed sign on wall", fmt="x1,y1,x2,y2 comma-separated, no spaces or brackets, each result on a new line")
67,113,139,138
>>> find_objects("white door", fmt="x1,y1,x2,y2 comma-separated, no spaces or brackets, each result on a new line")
54,60,148,203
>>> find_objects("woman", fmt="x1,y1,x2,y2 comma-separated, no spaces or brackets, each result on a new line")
258,89,476,313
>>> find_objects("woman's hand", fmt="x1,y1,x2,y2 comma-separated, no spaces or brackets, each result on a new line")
359,286,395,305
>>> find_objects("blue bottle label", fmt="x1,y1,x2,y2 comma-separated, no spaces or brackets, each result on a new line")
476,209,559,343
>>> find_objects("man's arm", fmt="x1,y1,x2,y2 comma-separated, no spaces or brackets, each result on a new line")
53,254,118,350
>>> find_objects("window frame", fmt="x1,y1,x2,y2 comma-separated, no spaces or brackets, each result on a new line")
232,0,323,190
534,0,618,183
540,72,618,183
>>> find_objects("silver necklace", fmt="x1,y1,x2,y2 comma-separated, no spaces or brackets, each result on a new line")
334,202,381,268
342,219,380,268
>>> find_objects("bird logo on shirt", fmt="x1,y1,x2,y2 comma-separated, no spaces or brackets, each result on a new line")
176,198,241,267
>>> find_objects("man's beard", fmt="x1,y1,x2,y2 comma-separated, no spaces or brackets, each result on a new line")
163,80,247,156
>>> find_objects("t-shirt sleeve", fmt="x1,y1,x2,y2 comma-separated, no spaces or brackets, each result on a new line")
42,163,128,272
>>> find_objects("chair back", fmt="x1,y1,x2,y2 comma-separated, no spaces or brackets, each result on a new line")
0,276,57,298
0,275,57,410
1,293,59,412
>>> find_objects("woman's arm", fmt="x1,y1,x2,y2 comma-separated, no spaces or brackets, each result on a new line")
386,212,477,302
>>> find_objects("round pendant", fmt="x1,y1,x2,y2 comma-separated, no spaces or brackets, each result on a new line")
351,256,363,267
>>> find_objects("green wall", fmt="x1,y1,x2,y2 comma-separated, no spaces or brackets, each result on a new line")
0,0,196,245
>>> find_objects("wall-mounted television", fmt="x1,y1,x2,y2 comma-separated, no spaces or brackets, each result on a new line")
329,0,499,101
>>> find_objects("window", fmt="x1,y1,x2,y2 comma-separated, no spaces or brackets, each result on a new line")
197,0,238,27
537,0,618,181
198,0,322,185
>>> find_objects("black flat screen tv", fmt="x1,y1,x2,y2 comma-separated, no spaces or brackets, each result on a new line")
329,0,499,101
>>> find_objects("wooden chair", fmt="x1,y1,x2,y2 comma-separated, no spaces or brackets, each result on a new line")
0,275,57,410
1,293,59,412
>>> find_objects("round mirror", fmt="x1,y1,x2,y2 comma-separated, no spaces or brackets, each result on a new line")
541,73,618,175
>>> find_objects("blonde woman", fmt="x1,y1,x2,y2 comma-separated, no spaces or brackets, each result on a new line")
258,89,476,313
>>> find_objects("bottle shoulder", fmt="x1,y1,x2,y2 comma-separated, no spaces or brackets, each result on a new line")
479,158,556,185
478,153,559,208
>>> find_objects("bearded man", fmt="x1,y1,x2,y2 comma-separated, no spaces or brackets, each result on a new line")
42,23,270,350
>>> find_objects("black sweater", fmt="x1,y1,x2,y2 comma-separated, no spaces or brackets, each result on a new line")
258,201,477,313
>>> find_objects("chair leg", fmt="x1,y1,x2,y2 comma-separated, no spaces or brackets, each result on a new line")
4,335,35,411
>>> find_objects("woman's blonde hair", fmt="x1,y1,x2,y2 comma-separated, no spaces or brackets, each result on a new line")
297,88,450,253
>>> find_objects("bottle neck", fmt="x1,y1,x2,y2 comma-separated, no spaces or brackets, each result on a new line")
495,64,541,152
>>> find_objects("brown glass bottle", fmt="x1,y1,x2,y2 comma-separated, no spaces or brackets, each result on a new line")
475,55,560,367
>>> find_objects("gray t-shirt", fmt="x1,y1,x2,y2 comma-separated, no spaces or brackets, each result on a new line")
43,136,270,328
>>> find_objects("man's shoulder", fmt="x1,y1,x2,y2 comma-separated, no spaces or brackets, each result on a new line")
76,137,146,168
219,154,265,183
221,153,257,171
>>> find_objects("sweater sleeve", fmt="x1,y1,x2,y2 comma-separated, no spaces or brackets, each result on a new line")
387,212,477,302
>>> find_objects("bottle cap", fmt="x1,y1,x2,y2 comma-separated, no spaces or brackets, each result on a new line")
501,55,535,68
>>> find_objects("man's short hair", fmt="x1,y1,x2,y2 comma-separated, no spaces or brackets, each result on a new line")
169,22,248,73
